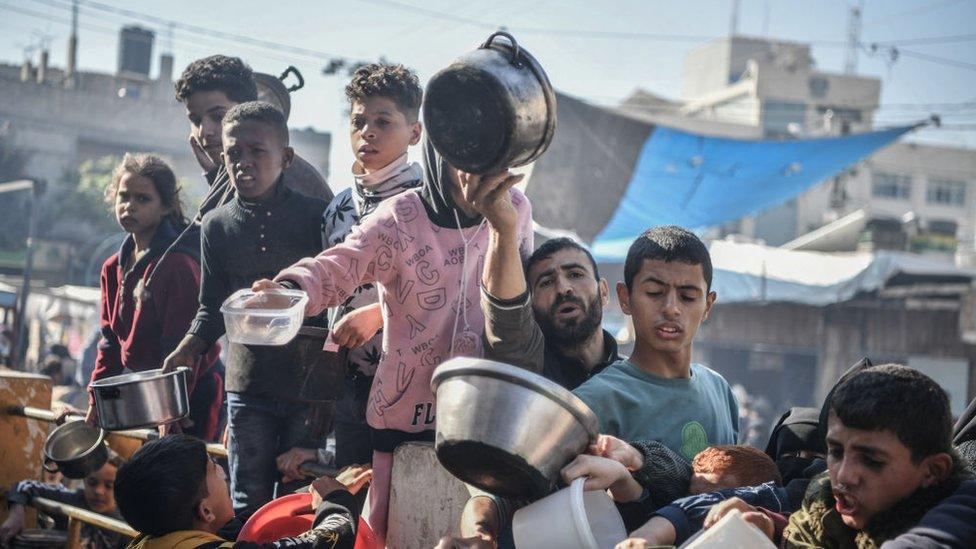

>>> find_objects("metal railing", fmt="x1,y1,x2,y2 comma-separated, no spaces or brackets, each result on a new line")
30,497,138,547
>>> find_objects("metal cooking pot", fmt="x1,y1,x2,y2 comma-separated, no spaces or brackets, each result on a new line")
90,367,190,431
431,358,598,499
423,31,557,174
10,529,68,548
254,66,305,121
43,420,108,479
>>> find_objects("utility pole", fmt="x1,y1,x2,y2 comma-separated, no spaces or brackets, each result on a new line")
65,0,78,86
845,1,863,74
729,0,741,37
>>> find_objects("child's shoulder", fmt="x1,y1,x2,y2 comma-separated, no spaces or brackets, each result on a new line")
692,363,732,387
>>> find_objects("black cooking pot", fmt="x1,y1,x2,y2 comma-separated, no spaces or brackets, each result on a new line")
423,31,557,174
255,66,305,121
43,420,108,479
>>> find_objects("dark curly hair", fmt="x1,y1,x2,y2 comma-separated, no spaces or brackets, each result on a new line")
345,63,423,121
175,55,258,104
222,101,289,146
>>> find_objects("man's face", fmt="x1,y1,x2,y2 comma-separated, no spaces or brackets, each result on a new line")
200,456,235,529
222,120,292,200
349,96,421,173
185,90,237,164
83,462,117,514
826,414,938,530
617,259,715,355
528,248,607,346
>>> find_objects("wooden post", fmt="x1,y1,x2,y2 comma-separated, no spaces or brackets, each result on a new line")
66,516,82,548
0,371,51,527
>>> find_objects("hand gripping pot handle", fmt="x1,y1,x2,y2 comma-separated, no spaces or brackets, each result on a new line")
481,31,522,67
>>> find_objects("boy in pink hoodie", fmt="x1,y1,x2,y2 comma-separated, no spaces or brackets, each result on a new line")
253,140,533,542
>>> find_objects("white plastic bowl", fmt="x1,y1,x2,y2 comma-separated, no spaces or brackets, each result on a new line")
220,288,308,346
512,477,627,549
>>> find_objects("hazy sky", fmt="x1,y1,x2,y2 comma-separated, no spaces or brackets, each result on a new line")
1,0,974,189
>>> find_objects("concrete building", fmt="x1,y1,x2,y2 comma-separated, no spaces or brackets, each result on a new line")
0,26,331,200
652,35,976,256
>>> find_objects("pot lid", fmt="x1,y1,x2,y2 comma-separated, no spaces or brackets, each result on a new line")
431,357,599,437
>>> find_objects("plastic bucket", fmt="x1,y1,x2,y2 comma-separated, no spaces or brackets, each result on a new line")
512,477,627,549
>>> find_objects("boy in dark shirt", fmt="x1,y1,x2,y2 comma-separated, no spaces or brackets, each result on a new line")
163,102,329,514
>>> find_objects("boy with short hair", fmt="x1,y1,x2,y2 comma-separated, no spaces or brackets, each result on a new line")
321,62,424,469
174,54,333,215
163,102,329,514
676,365,976,549
572,226,739,460
116,435,367,549
784,364,973,547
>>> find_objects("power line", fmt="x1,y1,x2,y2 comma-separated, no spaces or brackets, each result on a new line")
897,49,976,72
27,0,362,64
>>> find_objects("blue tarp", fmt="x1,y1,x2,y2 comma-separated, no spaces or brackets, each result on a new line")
591,125,914,260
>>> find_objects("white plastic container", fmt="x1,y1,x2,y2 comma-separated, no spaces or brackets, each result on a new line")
681,508,777,549
220,288,308,346
512,477,627,549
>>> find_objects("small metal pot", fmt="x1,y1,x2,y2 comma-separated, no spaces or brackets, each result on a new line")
43,420,108,479
423,31,557,174
431,358,598,499
91,367,190,431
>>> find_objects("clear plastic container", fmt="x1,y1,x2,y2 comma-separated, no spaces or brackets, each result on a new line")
220,288,309,346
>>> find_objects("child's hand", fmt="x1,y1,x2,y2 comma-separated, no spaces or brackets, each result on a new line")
589,434,644,471
561,454,643,502
335,463,372,495
331,304,383,348
457,170,523,235
251,279,286,293
619,516,677,548
703,497,775,540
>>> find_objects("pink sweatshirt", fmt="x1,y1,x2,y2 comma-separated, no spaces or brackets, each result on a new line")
276,188,533,433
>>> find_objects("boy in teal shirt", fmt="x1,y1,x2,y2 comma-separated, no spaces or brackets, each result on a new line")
573,226,738,460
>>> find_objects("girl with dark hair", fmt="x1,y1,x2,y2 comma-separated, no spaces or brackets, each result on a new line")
86,153,223,440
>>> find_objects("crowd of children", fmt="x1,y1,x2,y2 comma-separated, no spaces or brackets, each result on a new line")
6,47,975,549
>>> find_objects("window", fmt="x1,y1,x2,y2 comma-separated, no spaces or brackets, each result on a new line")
926,178,967,206
871,172,911,200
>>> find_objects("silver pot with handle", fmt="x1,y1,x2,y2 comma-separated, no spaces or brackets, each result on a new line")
431,357,598,499
423,31,557,174
90,367,190,431
43,420,108,479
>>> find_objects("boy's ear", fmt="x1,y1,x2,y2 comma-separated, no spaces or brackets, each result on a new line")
195,498,215,525
703,291,717,321
409,120,422,146
616,281,631,316
920,452,953,487
282,146,295,169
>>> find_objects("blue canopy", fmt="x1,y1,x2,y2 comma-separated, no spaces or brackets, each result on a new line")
591,125,913,260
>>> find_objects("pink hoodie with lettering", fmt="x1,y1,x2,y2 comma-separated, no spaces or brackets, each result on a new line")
276,188,533,433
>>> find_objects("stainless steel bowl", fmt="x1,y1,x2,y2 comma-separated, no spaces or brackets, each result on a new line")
431,358,599,498
43,420,107,479
90,367,190,431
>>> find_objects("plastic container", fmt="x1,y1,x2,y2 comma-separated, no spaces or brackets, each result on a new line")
512,477,627,549
681,508,777,548
238,493,314,543
220,288,308,346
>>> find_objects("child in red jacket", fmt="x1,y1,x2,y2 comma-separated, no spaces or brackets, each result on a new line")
86,153,222,440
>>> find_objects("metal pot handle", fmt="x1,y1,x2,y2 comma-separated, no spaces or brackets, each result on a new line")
279,66,305,92
481,31,522,68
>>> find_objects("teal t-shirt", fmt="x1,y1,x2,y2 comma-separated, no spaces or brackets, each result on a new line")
572,360,739,460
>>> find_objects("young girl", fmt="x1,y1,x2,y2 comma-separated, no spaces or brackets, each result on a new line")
86,153,222,440
254,140,534,543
